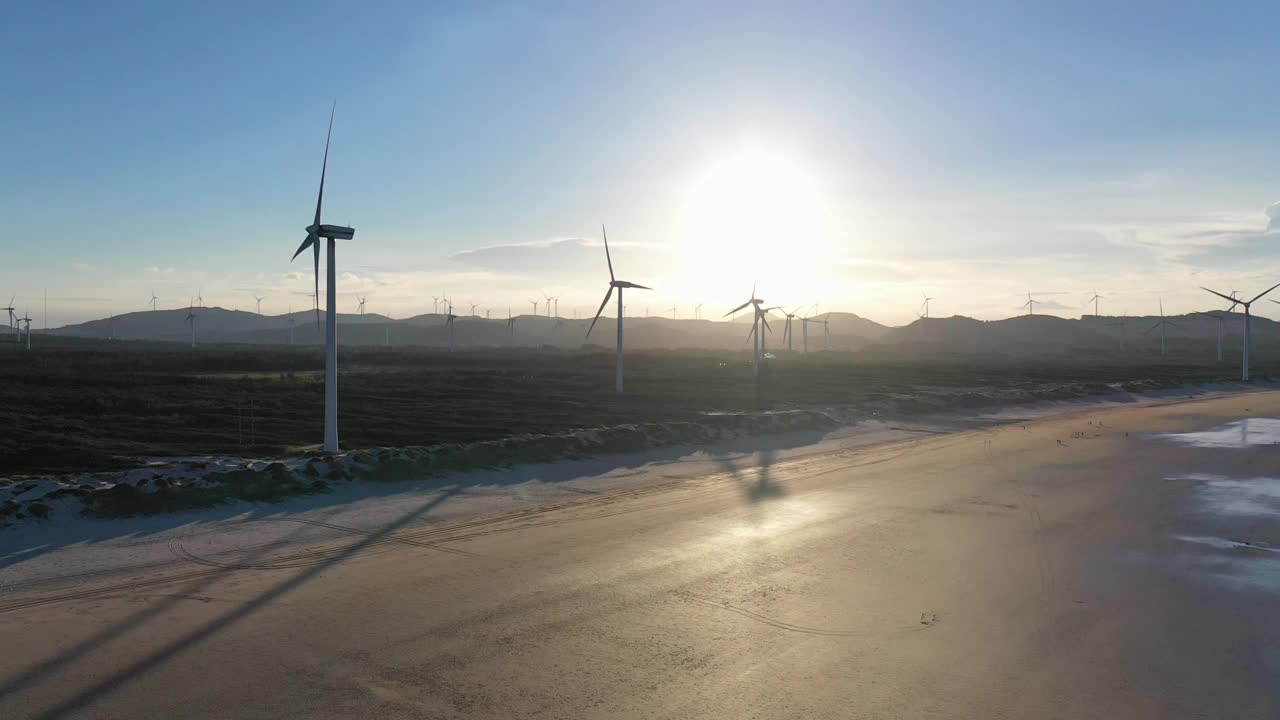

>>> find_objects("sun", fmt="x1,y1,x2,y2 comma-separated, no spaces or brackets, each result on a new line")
675,148,838,302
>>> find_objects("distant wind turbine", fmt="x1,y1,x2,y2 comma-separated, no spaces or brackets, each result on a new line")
1196,310,1228,362
196,289,204,308
778,306,803,352
586,224,651,393
470,302,479,317
1202,283,1280,380
185,300,198,348
529,298,539,316
289,102,357,453
670,305,678,319
149,292,158,312
1106,316,1127,352
4,295,15,331
254,295,265,315
725,284,768,378
356,296,367,315
431,295,440,314
920,293,934,319
1144,299,1175,357
445,302,458,352
694,303,703,320
1087,290,1104,317
20,311,32,350
1022,292,1039,315
507,307,515,336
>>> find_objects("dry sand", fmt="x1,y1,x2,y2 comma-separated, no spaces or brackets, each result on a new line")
2,390,1279,718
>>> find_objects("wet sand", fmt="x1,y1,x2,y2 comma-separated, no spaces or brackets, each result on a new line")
2,391,1279,719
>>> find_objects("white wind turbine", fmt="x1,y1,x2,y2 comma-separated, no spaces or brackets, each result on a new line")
725,284,769,378
586,225,651,393
196,289,204,308
1087,290,1104,317
289,103,356,453
185,300,198,348
20,311,32,350
1195,310,1228,362
669,305,678,319
1202,282,1280,381
529,298,539,317
4,295,15,332
694,303,703,320
431,295,441,314
356,296,367,315
1022,292,1040,315
445,302,458,352
1144,299,1175,357
781,306,805,352
254,294,265,315
149,292,158,312
920,293,935,319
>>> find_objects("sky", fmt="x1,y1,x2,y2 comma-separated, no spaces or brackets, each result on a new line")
4,0,1280,327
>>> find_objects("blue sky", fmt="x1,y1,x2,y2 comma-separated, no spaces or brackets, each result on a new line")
4,1,1280,326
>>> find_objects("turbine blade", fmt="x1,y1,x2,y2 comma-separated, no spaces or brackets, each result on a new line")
745,323,756,343
1249,281,1280,304
602,225,614,282
315,102,335,227
629,283,652,290
291,233,316,261
724,300,752,317
586,286,614,338
751,281,757,300
1200,286,1237,304
760,313,772,332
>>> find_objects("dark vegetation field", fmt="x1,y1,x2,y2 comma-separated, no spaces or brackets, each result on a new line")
1,336,1270,476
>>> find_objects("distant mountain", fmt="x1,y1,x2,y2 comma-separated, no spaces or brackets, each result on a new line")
44,306,1279,358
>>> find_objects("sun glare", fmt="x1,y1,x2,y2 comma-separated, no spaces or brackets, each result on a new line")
676,149,838,302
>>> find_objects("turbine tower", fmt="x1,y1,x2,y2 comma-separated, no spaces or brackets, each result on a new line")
289,103,356,453
1202,283,1280,381
778,306,802,352
507,308,515,336
587,224,651,393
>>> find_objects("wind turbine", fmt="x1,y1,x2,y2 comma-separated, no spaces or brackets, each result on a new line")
777,306,803,352
725,284,768,378
1087,290,1104,317
356,296,367,315
470,302,479,317
485,308,491,320
669,305,678,319
149,292,158,312
196,289,204,308
1022,292,1039,315
507,307,515,336
1106,316,1127,352
529,298,539,316
20,311,32,350
254,295,265,315
445,302,458,352
1196,310,1228,362
431,295,440,314
920,293,934,319
695,303,703,320
1144,299,1175,357
185,300,198,348
4,295,15,330
289,102,357,453
586,224,651,393
1202,282,1280,380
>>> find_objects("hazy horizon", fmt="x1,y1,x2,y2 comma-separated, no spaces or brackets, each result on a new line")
6,2,1280,327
